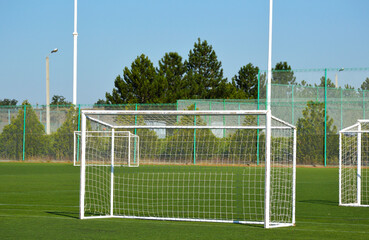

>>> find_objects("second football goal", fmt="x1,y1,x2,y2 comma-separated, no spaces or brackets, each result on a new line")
79,109,296,228
340,120,369,207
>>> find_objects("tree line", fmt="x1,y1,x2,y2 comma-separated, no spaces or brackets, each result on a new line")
98,38,299,105
96,38,369,106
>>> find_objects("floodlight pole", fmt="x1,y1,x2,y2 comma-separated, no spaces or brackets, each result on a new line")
267,0,273,112
335,68,344,88
46,49,59,134
46,56,50,134
73,0,78,106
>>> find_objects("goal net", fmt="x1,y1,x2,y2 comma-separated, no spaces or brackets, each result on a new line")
340,120,369,207
79,110,296,228
74,131,81,166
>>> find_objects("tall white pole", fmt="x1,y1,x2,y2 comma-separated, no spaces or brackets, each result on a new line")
73,0,78,105
264,0,273,229
110,128,115,216
267,0,273,112
46,56,50,135
79,112,86,219
357,123,362,205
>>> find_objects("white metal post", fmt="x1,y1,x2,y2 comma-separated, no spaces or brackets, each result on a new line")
110,129,115,216
267,0,273,113
46,56,50,134
137,136,140,166
79,112,86,219
265,0,273,229
264,110,272,228
292,128,297,225
73,131,77,166
73,0,78,105
128,132,131,167
357,124,362,205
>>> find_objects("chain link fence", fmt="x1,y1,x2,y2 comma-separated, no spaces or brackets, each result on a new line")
1,68,368,165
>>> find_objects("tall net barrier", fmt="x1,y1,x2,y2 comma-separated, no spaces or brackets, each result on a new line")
0,68,368,165
79,110,296,228
179,68,369,165
0,104,176,161
339,120,369,207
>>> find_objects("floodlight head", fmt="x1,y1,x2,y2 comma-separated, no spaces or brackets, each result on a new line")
51,48,58,53
339,68,344,72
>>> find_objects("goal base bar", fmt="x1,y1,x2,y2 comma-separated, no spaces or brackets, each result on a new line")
339,203,369,207
81,215,294,228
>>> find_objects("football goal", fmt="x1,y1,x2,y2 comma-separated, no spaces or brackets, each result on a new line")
339,120,369,207
79,110,296,228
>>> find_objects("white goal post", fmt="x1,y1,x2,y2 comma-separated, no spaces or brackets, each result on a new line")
339,120,369,207
79,110,296,228
74,130,139,167
74,131,81,166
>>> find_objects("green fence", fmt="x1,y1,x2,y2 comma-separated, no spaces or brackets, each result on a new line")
0,68,368,165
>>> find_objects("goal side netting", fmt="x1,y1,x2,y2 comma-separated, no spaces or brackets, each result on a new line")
79,110,296,228
339,120,369,207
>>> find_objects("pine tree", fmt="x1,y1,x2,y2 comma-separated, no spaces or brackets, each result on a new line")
185,38,228,99
106,54,165,104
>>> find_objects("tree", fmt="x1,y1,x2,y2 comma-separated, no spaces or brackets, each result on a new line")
0,98,17,106
0,101,47,160
315,76,335,88
51,95,71,105
160,104,220,163
94,99,107,108
272,62,296,85
344,84,355,90
185,38,228,99
50,107,79,160
157,52,187,102
106,54,165,104
296,101,338,164
232,63,259,99
51,95,72,109
300,80,312,87
360,77,369,90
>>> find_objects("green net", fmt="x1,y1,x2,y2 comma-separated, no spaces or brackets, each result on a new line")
0,68,368,165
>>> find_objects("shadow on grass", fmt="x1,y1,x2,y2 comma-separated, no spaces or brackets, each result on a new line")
298,199,338,206
45,212,266,228
46,211,79,219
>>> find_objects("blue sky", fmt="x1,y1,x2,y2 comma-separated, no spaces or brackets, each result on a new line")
0,0,368,105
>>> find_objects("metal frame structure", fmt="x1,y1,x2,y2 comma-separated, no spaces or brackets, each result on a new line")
79,109,296,228
339,120,369,207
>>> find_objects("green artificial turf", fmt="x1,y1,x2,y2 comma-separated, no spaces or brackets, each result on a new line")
0,163,368,240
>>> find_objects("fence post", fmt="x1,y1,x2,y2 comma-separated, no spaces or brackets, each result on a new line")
134,104,138,164
363,91,366,119
292,84,294,125
193,103,197,165
340,88,343,130
324,68,327,167
223,99,226,138
22,105,26,161
208,102,212,125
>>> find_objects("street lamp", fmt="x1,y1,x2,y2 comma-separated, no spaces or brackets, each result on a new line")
46,48,58,134
335,68,344,88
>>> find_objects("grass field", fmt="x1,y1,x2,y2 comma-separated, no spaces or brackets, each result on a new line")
1,163,369,239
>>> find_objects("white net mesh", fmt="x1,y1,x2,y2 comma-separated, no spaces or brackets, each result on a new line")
81,110,295,227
